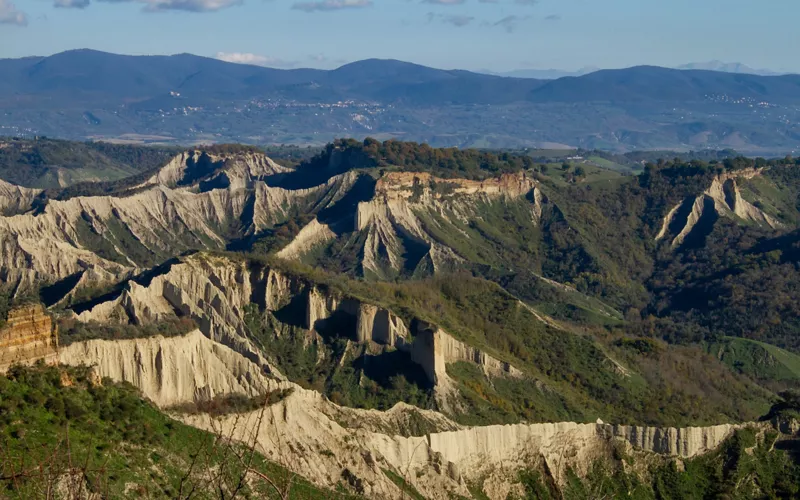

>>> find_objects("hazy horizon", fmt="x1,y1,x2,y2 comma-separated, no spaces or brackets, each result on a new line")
1,0,799,73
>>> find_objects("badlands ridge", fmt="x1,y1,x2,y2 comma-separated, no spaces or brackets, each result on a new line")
0,149,791,498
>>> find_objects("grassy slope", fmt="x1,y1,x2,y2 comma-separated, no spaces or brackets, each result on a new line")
0,364,355,499
0,138,179,189
250,256,775,427
707,337,800,388
506,428,800,500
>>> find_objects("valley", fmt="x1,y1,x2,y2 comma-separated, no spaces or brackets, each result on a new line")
1,138,800,498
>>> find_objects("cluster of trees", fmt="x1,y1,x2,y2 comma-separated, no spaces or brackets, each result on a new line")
57,316,197,346
0,137,178,188
300,138,535,180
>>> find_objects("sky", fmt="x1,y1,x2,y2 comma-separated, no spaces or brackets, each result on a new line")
0,0,799,73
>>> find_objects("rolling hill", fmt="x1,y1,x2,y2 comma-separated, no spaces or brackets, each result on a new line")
2,50,800,152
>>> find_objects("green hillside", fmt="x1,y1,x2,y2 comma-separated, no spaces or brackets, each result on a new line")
0,364,351,500
707,337,800,391
0,137,178,188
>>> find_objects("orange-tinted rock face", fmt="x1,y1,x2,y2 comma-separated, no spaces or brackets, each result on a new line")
374,171,536,200
0,304,58,372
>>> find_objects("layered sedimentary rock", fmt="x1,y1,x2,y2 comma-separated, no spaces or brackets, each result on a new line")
143,150,291,190
656,168,782,246
279,171,544,278
59,330,750,500
0,179,42,215
71,253,523,398
0,304,58,372
59,330,273,407
0,151,357,294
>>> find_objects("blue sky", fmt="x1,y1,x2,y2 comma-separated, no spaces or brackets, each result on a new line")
1,0,798,72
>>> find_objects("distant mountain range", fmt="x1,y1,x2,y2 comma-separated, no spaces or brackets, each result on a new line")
486,61,794,80
675,60,788,76
1,50,799,153
481,67,601,80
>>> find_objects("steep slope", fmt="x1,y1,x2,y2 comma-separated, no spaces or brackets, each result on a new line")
0,149,359,294
0,363,349,500
58,329,774,500
68,253,524,410
281,171,543,279
656,168,782,247
0,179,41,215
60,330,273,407
65,252,775,428
707,337,800,392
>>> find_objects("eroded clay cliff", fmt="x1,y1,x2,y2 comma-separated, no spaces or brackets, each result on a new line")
279,171,544,278
58,330,752,500
71,253,523,408
0,151,358,294
656,168,782,246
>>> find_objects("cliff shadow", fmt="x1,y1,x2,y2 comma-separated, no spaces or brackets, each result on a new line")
317,174,377,236
39,271,85,307
358,349,434,390
271,293,308,328
678,197,719,251
314,309,359,343
69,255,187,316
775,438,800,465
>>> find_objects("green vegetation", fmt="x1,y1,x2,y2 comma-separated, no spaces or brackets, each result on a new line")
706,337,800,391
0,137,178,189
0,364,354,499
278,138,535,188
57,316,198,346
169,389,293,417
228,256,775,426
381,469,426,500
515,429,800,499
242,303,434,412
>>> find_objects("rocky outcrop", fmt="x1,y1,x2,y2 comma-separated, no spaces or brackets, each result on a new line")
71,253,522,398
373,171,539,201
603,423,736,457
0,151,357,295
354,172,543,277
0,304,58,372
143,150,291,190
277,171,544,278
657,168,783,246
411,322,521,385
275,219,336,260
59,330,273,407
0,179,41,215
356,304,409,345
59,330,463,499
58,330,752,499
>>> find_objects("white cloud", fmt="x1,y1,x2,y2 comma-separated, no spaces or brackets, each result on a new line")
96,0,241,12
427,12,473,27
291,0,372,12
0,0,27,25
144,0,241,11
54,0,91,9
215,52,300,68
